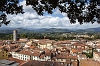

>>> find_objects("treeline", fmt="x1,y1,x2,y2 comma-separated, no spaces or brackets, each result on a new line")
19,33,44,39
0,33,13,40
19,32,76,41
0,33,76,41
0,32,100,41
19,33,75,41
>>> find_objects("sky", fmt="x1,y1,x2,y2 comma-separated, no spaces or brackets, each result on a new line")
2,0,100,29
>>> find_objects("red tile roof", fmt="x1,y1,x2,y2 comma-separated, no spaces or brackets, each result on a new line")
20,60,69,66
71,43,85,47
40,55,45,59
6,58,26,64
56,53,67,59
18,49,40,56
80,59,100,66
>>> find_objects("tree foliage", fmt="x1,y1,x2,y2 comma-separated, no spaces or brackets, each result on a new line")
0,0,24,26
0,0,100,26
26,0,100,24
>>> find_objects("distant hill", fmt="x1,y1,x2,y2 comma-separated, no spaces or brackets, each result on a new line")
0,28,31,34
89,27,100,32
36,28,72,33
0,27,100,34
76,27,100,33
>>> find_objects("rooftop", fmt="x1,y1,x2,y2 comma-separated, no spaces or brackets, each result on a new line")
80,59,100,66
0,59,19,66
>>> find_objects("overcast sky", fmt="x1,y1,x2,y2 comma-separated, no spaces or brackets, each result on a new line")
3,0,100,29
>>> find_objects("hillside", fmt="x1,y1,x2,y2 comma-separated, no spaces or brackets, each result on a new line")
0,27,100,34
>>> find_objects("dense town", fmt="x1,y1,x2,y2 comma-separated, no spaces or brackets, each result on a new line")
0,0,100,66
0,30,100,66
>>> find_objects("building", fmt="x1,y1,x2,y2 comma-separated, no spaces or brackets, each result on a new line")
0,58,26,66
80,59,100,66
96,45,100,52
93,52,100,62
0,46,8,60
13,30,18,41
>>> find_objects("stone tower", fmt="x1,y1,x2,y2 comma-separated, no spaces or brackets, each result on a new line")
13,30,18,41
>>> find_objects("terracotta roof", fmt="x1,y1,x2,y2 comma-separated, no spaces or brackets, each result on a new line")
94,52,100,57
66,55,78,60
43,48,49,51
43,48,51,56
18,49,32,55
36,39,56,45
20,60,68,66
0,46,4,49
72,61,78,66
18,49,40,56
33,53,40,56
71,48,83,53
6,44,21,51
66,59,71,64
6,58,26,64
30,46,35,49
56,53,67,59
78,54,87,58
0,42,7,46
71,43,85,47
8,44,20,48
51,57,56,61
45,50,51,56
71,49,78,53
96,45,100,49
40,55,45,59
56,40,71,45
80,59,100,66
10,48,21,52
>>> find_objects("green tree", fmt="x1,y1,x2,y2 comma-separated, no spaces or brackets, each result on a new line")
94,34,100,39
20,33,27,38
82,52,93,58
0,0,24,26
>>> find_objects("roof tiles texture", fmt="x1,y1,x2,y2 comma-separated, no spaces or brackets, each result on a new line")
80,59,100,66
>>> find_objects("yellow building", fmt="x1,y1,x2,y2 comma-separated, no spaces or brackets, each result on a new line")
0,46,8,60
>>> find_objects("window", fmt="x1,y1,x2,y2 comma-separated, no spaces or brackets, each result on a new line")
5,51,7,53
61,59,63,61
2,55,4,57
2,52,4,54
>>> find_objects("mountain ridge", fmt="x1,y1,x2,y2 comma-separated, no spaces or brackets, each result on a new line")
0,27,100,33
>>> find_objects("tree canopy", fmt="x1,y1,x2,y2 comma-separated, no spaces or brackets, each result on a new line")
0,0,100,26
0,0,24,26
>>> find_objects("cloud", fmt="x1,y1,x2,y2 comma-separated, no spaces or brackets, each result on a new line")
3,0,100,29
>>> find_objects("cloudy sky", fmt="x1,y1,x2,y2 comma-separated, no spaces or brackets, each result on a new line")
3,0,100,29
